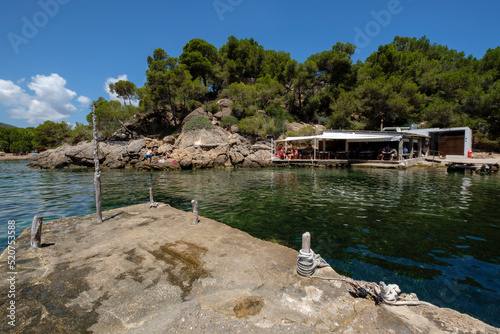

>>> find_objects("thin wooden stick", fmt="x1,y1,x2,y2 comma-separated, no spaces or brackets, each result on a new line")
31,215,43,251
93,103,103,223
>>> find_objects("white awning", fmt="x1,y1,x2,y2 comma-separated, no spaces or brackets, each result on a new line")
278,132,403,143
319,133,402,142
278,135,317,142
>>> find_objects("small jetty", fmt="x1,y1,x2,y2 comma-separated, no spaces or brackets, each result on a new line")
444,158,500,173
273,157,421,169
1,203,498,333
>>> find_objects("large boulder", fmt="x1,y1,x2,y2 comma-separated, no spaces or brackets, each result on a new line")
216,98,233,108
162,135,175,144
101,142,128,167
214,107,232,120
127,139,146,155
242,150,272,167
175,128,230,150
29,144,73,169
64,142,96,167
157,144,174,156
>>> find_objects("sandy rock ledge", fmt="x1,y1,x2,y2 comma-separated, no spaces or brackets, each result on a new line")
0,203,498,333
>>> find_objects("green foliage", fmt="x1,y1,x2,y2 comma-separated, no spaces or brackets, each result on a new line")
327,91,363,129
183,116,214,131
223,82,257,103
180,38,218,87
10,141,32,153
109,80,137,105
254,75,285,108
86,98,138,138
130,35,500,146
177,78,208,112
204,102,221,114
0,140,10,151
237,114,286,138
219,36,266,84
34,121,71,148
220,115,238,129
238,114,266,137
265,104,293,122
0,126,37,152
0,122,17,129
142,48,190,126
70,123,92,144
285,126,315,138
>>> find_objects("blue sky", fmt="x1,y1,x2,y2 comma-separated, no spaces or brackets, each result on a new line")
1,0,499,128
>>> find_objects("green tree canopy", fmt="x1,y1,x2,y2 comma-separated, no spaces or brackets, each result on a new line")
109,80,137,105
180,38,218,87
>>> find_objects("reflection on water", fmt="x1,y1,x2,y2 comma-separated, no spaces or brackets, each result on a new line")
1,161,499,327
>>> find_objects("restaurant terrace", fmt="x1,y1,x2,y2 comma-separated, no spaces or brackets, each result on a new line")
273,130,429,167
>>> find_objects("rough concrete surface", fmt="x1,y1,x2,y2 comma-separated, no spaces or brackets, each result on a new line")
1,203,498,333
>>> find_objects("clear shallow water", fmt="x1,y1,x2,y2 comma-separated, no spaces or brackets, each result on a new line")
1,160,499,327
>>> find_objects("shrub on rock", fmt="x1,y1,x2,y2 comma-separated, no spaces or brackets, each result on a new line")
220,116,238,130
183,116,214,131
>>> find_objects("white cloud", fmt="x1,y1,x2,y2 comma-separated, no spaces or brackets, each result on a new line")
0,74,82,124
77,95,91,106
104,74,139,106
0,79,30,105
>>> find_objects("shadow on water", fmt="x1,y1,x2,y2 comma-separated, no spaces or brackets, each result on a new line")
0,160,499,327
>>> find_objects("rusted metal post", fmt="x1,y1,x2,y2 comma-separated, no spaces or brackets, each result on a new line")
301,232,311,253
191,199,198,224
31,215,43,251
93,103,103,223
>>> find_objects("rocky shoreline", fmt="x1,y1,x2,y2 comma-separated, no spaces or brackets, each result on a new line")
1,203,498,333
28,127,274,170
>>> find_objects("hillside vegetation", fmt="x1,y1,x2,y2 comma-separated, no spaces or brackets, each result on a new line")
0,122,17,129
2,35,499,153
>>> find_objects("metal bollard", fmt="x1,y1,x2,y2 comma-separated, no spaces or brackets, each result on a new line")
301,232,311,253
191,199,198,224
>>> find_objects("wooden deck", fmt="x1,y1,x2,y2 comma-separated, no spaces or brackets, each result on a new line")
422,156,500,173
272,154,500,172
445,160,499,173
272,158,405,168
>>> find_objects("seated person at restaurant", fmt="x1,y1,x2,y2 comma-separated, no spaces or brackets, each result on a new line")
279,147,286,159
391,148,398,160
380,145,391,160
402,146,411,159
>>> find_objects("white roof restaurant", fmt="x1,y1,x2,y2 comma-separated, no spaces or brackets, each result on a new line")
273,129,430,167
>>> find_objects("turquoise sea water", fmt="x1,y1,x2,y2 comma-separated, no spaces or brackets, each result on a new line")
1,160,499,327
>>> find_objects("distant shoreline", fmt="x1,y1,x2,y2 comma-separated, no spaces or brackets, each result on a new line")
0,154,32,161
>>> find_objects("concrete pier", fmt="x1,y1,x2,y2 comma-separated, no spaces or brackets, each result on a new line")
1,203,497,333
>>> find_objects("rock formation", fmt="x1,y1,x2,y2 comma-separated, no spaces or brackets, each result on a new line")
28,126,273,170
